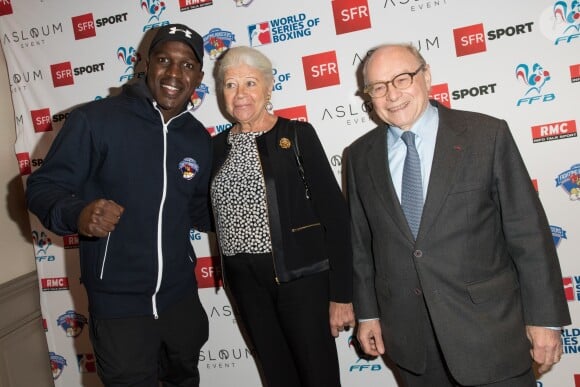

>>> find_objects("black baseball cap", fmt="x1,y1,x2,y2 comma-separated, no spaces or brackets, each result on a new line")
149,24,204,67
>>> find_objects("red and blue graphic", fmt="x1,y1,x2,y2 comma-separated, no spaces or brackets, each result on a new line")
516,63,551,95
178,157,199,180
141,0,166,23
564,277,580,301
140,0,169,31
555,164,580,200
554,1,580,34
117,46,141,74
204,28,236,60
516,63,555,106
57,310,88,338
248,22,271,46
190,83,209,110
33,230,56,262
77,353,97,373
50,352,67,380
552,0,580,44
550,225,568,247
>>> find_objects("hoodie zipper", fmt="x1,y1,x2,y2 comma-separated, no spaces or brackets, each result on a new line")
150,102,190,319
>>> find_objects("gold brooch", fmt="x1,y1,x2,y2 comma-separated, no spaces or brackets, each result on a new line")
279,137,292,149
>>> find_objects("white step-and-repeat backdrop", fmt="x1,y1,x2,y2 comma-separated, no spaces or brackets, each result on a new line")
1,0,579,386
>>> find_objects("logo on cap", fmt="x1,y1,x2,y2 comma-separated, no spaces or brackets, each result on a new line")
169,26,192,38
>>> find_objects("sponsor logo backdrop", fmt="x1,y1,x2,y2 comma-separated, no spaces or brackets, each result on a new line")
1,0,579,386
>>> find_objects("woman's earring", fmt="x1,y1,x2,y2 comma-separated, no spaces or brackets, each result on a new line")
265,96,273,111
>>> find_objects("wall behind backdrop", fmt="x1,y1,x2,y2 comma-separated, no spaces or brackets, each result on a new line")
1,0,579,386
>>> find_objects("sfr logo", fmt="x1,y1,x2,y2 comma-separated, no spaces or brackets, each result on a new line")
50,62,74,87
0,0,13,16
453,23,487,57
71,13,96,40
302,50,340,90
429,83,450,108
30,108,53,132
274,105,308,122
332,0,371,35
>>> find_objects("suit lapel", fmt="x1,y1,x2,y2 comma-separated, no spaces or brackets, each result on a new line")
366,127,415,240
418,105,467,239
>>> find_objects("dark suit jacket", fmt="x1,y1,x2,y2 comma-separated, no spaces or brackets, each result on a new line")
346,102,570,385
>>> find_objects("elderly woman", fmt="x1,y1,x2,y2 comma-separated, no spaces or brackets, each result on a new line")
210,46,355,386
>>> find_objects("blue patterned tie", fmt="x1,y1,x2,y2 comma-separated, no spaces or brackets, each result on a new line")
400,131,423,239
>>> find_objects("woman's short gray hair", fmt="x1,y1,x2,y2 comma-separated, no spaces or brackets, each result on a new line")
215,46,274,88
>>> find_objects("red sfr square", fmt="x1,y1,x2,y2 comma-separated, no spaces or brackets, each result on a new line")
31,108,53,133
274,105,309,122
302,51,340,90
332,0,371,35
51,62,74,87
429,83,451,109
0,0,13,16
453,23,487,57
72,13,96,40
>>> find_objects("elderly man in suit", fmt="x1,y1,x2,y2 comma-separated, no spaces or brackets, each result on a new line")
346,43,570,387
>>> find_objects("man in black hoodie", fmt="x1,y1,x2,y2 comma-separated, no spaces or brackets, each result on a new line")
26,24,211,386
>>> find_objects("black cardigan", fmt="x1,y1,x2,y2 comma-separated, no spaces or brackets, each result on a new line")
211,117,352,303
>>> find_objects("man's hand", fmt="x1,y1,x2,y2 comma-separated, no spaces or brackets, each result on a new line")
357,319,385,356
78,199,124,238
526,325,563,374
329,302,355,337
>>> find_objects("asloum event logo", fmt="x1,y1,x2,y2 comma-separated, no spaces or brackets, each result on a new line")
2,22,64,49
515,63,555,106
384,0,449,13
248,12,321,47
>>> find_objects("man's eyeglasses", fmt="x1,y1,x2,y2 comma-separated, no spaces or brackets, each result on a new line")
364,64,425,99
